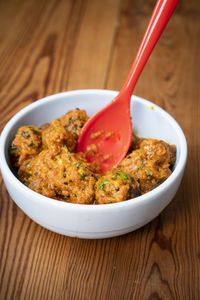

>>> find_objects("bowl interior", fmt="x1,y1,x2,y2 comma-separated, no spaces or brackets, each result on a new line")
4,90,182,171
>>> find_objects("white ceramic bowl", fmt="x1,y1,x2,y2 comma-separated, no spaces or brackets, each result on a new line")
0,90,187,239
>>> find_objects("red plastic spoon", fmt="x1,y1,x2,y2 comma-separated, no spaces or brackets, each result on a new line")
78,0,179,173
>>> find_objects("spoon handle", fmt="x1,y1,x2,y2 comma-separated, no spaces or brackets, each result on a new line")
120,0,179,98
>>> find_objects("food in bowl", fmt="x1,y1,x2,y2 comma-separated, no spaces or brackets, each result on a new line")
9,107,176,204
0,90,187,238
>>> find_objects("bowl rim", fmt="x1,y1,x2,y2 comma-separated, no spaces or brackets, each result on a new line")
0,89,187,211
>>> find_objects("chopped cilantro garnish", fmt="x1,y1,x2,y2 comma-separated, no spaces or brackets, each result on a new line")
130,176,136,184
29,141,35,147
29,127,40,135
9,144,18,155
141,156,146,167
99,180,109,190
26,172,32,178
136,156,146,172
112,172,129,180
23,180,29,186
112,173,119,180
21,131,30,138
80,175,86,181
145,170,151,177
120,172,128,180
76,162,82,168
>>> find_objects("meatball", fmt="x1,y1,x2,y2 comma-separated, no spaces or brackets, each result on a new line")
10,125,42,167
60,108,89,140
19,148,98,204
139,139,176,168
42,119,76,153
119,148,172,194
48,149,98,204
95,169,140,204
119,150,146,174
18,150,55,198
133,160,171,194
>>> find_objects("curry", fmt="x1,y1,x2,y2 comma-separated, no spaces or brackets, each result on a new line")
9,108,176,204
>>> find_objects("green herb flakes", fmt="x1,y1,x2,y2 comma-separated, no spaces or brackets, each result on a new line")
99,180,109,190
9,145,18,155
120,172,128,180
145,170,151,177
26,172,32,178
141,156,146,167
29,127,40,135
76,162,82,168
29,142,35,147
80,175,86,181
23,180,29,186
136,156,146,172
21,131,30,139
112,173,119,180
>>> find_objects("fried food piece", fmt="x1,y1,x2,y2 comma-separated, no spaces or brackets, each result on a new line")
18,150,55,198
9,125,42,167
60,108,89,140
19,148,98,204
139,139,176,168
95,169,140,204
119,150,145,174
119,148,172,194
11,107,176,204
49,149,98,204
42,119,76,153
133,160,171,194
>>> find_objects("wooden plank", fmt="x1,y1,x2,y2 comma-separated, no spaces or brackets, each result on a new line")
67,0,121,90
0,0,83,129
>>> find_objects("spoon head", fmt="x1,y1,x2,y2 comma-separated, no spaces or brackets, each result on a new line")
77,97,132,173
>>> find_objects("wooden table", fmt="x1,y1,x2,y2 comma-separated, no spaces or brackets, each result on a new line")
0,0,199,299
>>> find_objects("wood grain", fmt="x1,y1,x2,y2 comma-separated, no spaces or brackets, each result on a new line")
0,0,200,299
